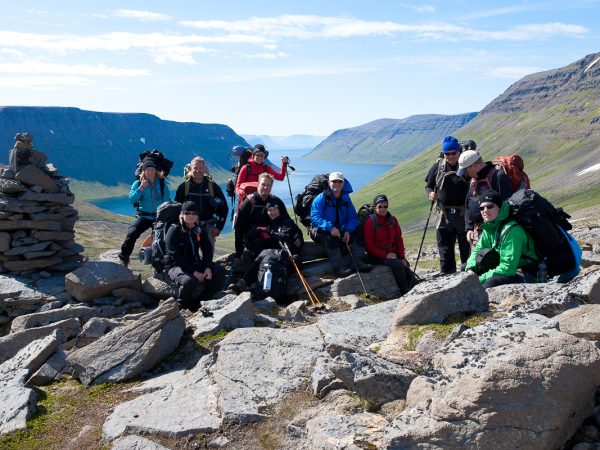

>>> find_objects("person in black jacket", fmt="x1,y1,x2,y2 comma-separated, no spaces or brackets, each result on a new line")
424,136,470,274
165,201,225,312
174,157,228,250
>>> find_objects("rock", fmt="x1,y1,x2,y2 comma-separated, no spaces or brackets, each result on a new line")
4,241,52,256
65,261,141,302
112,287,156,306
338,294,367,309
0,232,9,252
392,272,487,326
255,314,279,327
283,300,309,322
253,297,278,312
304,411,387,449
18,191,74,204
568,268,600,304
0,178,26,194
15,164,58,193
317,265,402,299
10,304,93,332
582,251,600,268
0,331,61,434
208,436,230,448
4,257,63,272
67,299,185,385
327,350,415,406
141,276,178,300
382,314,600,449
31,230,75,241
0,274,47,305
76,317,123,348
98,249,122,263
555,304,600,340
111,435,172,450
190,292,255,339
27,349,67,386
0,219,61,231
0,318,81,364
311,353,345,397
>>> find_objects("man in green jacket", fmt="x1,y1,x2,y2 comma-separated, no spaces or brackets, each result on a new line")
465,190,538,288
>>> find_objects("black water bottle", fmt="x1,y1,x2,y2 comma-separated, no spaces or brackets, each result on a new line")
537,258,548,283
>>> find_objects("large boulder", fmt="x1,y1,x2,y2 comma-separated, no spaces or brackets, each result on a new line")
316,265,403,299
65,261,141,302
66,299,185,385
392,272,487,327
382,314,600,449
10,304,93,332
189,292,255,339
555,304,600,340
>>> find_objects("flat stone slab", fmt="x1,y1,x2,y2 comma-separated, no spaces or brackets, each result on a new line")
19,191,74,204
3,257,62,272
392,272,487,326
316,265,403,299
111,435,172,450
15,164,59,193
65,261,141,302
10,304,93,332
555,304,600,340
190,292,255,338
141,276,178,300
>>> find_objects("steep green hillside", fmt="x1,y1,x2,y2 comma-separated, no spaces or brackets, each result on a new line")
353,52,600,230
0,107,246,186
306,113,477,164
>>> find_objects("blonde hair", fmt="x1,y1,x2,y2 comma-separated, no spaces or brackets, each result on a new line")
139,167,163,181
258,172,274,185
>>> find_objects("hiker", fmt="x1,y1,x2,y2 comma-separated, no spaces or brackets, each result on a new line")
118,158,170,266
234,173,290,261
165,201,225,313
310,171,371,277
363,194,416,295
424,136,470,274
465,191,538,288
235,144,289,204
174,156,228,250
457,150,513,245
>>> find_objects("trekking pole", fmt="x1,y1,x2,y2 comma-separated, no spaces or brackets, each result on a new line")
344,240,368,297
281,241,322,307
285,164,299,227
414,200,434,273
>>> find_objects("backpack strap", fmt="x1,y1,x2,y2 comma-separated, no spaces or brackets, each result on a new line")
184,179,190,198
159,178,165,201
493,218,516,250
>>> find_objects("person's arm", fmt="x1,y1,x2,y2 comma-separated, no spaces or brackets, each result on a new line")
163,180,171,202
267,162,286,181
235,165,248,197
341,199,358,234
128,180,143,205
424,163,437,197
174,182,185,203
478,225,526,284
364,217,386,259
198,226,214,268
310,194,332,232
234,198,251,257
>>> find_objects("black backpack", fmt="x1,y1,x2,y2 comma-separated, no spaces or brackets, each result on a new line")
228,149,254,195
133,150,173,209
255,248,290,303
294,174,330,228
507,189,576,277
150,201,182,274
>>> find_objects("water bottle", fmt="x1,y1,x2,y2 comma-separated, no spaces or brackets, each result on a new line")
263,263,272,292
537,258,548,283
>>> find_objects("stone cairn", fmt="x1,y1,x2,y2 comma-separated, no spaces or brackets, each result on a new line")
0,133,84,273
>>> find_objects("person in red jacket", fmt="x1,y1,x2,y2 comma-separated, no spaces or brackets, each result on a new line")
363,194,416,295
235,144,289,204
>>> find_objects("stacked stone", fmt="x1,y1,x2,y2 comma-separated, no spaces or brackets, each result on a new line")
0,133,83,273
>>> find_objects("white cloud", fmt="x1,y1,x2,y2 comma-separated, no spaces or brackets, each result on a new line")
242,52,288,59
113,9,172,22
0,75,94,88
0,61,150,77
485,66,542,79
400,3,436,13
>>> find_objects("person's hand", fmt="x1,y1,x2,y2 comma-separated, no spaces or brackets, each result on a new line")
428,192,438,201
203,267,213,280
282,156,289,165
342,231,350,244
193,270,205,282
212,228,221,237
330,227,341,238
139,178,149,190
387,252,397,259
466,230,475,245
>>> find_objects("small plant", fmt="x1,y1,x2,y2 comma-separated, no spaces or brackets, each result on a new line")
195,329,229,350
371,344,381,353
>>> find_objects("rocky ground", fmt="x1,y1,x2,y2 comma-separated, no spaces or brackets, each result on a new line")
1,211,600,449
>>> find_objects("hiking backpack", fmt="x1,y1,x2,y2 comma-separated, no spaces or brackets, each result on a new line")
507,189,580,279
229,148,253,188
492,155,530,192
134,149,174,179
255,248,290,303
149,201,182,274
294,174,330,228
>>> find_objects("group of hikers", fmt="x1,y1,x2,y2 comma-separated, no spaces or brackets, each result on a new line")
115,136,581,313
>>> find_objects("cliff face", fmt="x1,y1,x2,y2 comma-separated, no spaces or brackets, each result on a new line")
305,113,477,164
0,107,247,185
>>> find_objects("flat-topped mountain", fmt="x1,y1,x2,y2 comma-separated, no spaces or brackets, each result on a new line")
0,107,247,185
305,113,477,164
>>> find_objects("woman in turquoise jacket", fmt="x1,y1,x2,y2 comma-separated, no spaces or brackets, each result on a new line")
118,159,171,266
465,190,538,288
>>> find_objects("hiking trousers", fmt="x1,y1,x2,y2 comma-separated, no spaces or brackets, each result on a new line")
310,229,365,272
436,209,470,274
168,265,226,310
121,216,154,258
368,256,416,295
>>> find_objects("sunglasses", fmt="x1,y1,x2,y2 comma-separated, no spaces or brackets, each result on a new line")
376,204,389,209
182,211,198,216
445,151,459,156
330,180,343,184
479,204,497,211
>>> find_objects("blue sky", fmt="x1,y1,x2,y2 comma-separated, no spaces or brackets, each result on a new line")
1,1,599,136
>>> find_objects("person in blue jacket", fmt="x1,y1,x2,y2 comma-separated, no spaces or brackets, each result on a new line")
118,159,171,266
310,171,371,276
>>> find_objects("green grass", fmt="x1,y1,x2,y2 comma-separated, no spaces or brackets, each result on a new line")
401,313,488,351
194,329,230,350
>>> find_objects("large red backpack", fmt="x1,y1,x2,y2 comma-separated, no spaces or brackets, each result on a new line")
492,155,530,192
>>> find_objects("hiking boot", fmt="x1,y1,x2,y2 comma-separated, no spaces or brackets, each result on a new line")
230,279,247,294
357,262,372,273
335,267,353,277
117,253,130,267
198,306,214,318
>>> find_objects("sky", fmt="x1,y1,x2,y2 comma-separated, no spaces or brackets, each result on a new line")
1,1,599,136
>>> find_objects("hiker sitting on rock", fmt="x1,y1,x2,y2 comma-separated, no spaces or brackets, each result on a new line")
119,158,170,266
465,190,538,288
363,194,416,295
174,156,228,250
234,173,290,262
165,201,225,313
235,144,289,205
310,171,371,277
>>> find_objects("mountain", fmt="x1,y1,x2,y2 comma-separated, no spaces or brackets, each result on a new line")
353,52,600,230
0,107,248,185
243,134,326,149
304,113,477,164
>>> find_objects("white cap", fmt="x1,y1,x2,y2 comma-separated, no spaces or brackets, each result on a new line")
328,171,344,181
457,150,481,176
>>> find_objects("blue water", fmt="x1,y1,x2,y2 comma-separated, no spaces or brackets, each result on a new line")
89,148,394,235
